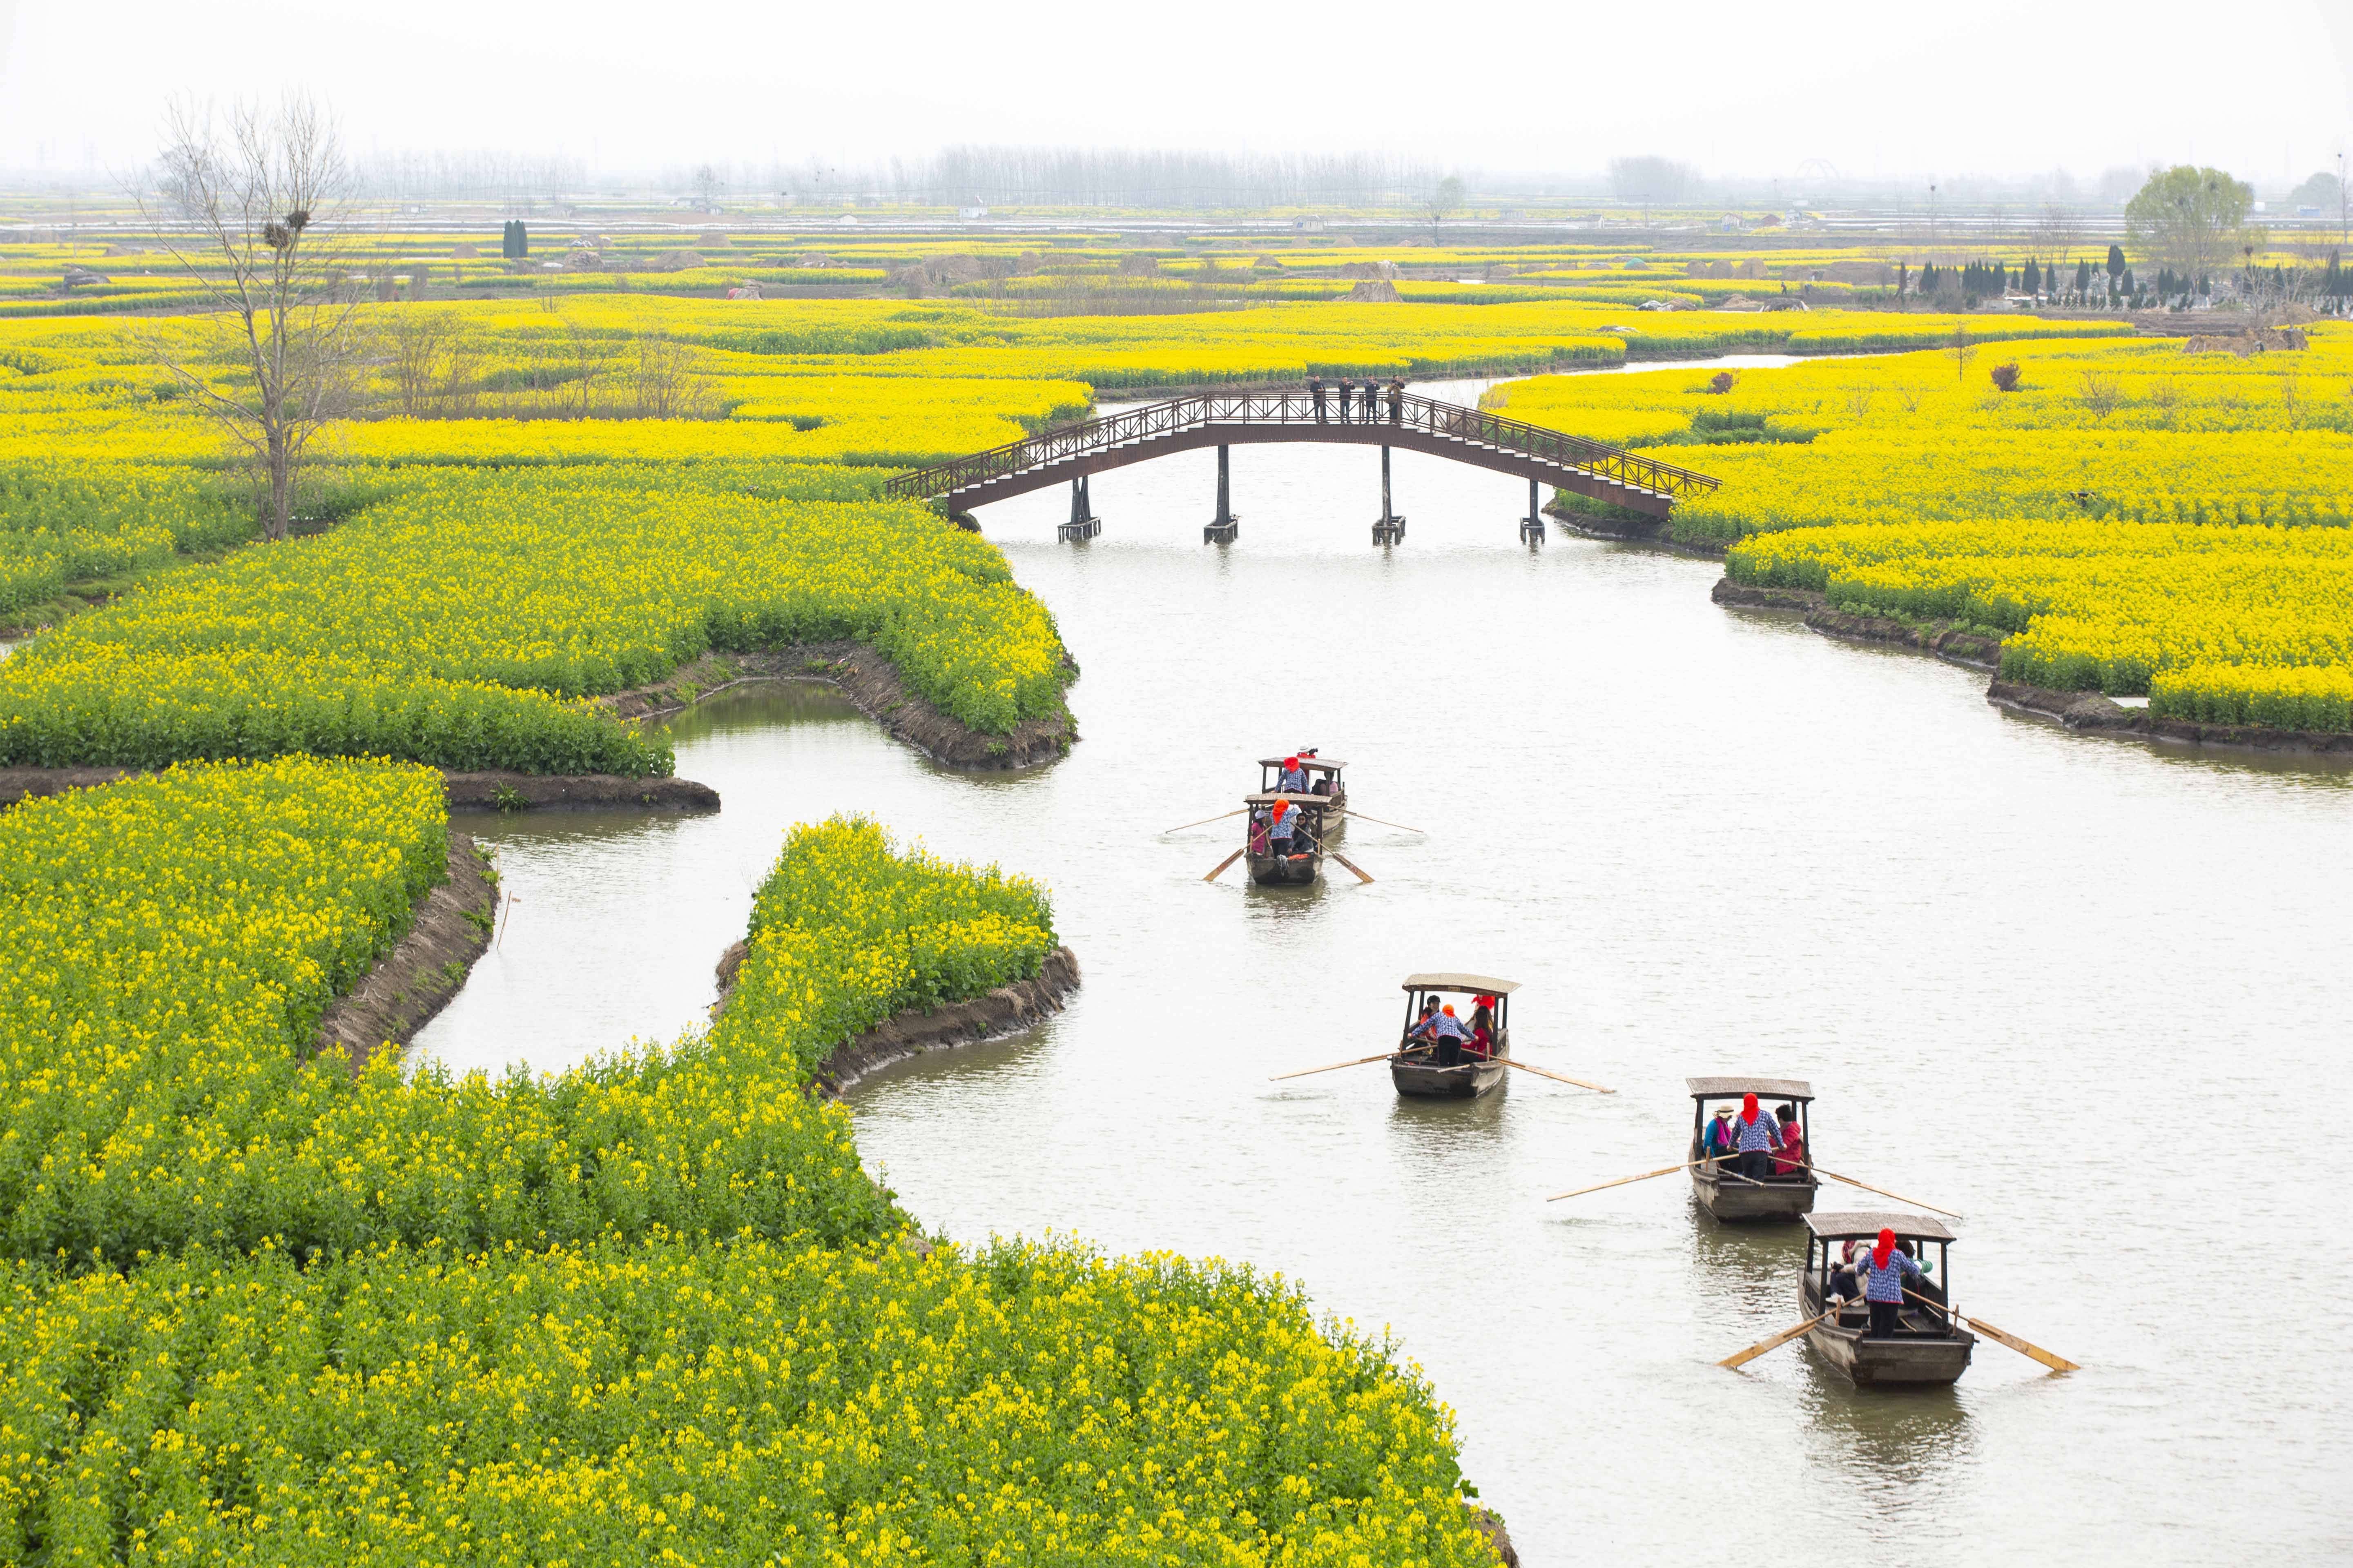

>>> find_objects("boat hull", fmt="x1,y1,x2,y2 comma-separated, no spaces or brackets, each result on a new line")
1247,848,1321,885
1689,1161,1819,1223
1799,1281,1974,1388
1391,1043,1508,1099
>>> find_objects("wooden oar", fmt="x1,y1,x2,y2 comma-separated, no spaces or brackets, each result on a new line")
1338,809,1425,834
1789,1161,1962,1221
1328,849,1375,883
1906,1289,2078,1372
1501,1058,1615,1093
1720,1299,1850,1369
1545,1155,1724,1202
1269,1045,1432,1081
1202,848,1245,882
1164,807,1247,834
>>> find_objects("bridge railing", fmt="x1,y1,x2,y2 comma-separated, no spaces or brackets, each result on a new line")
881,390,1720,503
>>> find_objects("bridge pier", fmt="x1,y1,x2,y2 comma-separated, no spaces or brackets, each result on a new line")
1203,443,1239,544
1058,474,1101,542
1519,477,1546,544
1371,445,1406,546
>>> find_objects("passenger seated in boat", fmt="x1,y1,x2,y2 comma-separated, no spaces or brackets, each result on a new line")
1703,1106,1737,1161
1772,1104,1807,1179
1830,1241,1863,1305
1248,810,1271,856
1464,997,1496,1060
1278,755,1309,792
1405,996,1440,1046
1310,775,1333,797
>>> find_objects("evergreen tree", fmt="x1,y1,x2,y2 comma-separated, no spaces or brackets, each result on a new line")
2076,257,2094,293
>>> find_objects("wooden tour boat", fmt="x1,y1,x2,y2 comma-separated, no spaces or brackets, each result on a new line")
1242,792,1333,885
1687,1076,1820,1223
1390,973,1518,1099
1798,1211,1976,1388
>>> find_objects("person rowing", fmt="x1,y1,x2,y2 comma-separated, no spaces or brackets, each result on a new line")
1410,1002,1470,1065
1267,798,1299,857
1854,1227,1929,1339
1727,1091,1782,1181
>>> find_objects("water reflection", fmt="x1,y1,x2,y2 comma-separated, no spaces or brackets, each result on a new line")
1799,1376,1975,1507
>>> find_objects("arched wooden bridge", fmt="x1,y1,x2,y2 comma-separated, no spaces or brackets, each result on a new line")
881,390,1720,537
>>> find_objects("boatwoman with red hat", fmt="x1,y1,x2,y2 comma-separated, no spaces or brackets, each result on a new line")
1728,1092,1783,1182
1854,1227,1927,1340
1277,754,1309,792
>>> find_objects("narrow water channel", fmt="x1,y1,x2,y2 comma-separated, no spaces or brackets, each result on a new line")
416,378,2352,1563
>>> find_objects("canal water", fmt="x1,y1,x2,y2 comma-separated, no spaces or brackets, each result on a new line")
415,378,2352,1564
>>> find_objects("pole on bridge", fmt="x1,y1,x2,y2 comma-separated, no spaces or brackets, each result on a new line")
1520,476,1546,544
1204,444,1240,544
1059,474,1101,543
1372,445,1406,546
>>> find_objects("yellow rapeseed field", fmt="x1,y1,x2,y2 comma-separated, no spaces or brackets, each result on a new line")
0,771,1491,1564
1499,326,2353,727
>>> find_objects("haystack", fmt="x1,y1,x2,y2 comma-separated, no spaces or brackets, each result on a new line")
645,249,705,272
1343,279,1403,303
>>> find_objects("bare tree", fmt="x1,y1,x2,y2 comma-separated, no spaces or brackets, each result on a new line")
631,334,713,418
692,163,725,213
2032,203,2082,266
133,96,369,541
381,307,453,415
1424,174,1464,242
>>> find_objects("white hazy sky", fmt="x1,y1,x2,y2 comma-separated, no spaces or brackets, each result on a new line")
1,0,2349,186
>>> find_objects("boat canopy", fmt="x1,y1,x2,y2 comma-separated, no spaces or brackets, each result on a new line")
1258,756,1345,770
1245,791,1334,806
1804,1210,1956,1244
1402,972,1521,995
1687,1076,1813,1101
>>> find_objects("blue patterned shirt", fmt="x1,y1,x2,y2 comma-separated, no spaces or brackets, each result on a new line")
1857,1249,1925,1303
1731,1114,1781,1153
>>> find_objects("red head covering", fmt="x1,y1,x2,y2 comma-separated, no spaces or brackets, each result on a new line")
1741,1093,1760,1123
1872,1227,1896,1269
1271,800,1289,819
1283,755,1300,768
1442,1004,1456,1016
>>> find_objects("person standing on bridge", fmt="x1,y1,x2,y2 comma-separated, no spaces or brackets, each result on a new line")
1335,378,1354,423
1387,377,1405,424
1309,376,1328,422
1359,379,1378,421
